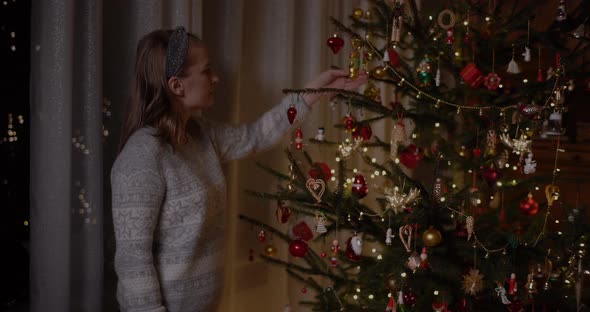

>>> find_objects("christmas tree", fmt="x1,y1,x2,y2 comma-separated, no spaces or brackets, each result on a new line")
241,1,590,311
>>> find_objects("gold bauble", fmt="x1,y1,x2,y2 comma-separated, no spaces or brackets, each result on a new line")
353,8,364,19
372,67,386,79
350,37,363,49
422,227,442,247
265,245,277,257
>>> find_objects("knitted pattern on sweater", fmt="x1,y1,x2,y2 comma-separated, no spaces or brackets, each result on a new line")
111,97,309,312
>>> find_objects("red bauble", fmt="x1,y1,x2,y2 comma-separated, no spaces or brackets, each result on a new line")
320,252,327,258
301,287,307,294
482,165,500,187
292,220,313,241
289,238,309,258
343,114,357,131
520,193,539,216
402,289,417,307
352,123,373,141
327,34,345,54
287,104,297,124
351,173,368,198
399,144,422,169
472,148,482,158
309,162,332,180
360,124,373,141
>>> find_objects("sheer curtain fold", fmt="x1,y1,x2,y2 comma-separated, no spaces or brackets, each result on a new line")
30,0,103,311
31,1,350,311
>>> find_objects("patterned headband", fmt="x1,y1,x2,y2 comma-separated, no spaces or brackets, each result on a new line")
166,27,189,78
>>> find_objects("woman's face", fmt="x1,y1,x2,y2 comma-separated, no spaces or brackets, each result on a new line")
177,43,219,112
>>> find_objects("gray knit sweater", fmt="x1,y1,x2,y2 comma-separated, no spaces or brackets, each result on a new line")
111,97,309,312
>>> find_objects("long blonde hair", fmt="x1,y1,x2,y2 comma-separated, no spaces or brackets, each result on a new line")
118,29,201,151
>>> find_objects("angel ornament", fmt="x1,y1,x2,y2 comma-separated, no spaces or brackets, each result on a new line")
494,283,511,304
315,211,328,233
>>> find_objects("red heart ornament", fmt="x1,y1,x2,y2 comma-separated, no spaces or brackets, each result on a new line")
327,34,344,54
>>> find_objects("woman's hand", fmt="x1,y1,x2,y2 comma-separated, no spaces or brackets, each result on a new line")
302,69,368,107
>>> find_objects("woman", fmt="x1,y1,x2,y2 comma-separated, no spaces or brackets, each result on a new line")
111,27,367,312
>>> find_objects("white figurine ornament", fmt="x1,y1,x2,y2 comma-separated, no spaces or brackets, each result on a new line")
315,127,325,141
523,152,537,174
385,227,394,245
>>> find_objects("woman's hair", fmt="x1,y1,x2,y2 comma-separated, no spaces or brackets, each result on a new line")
118,28,201,152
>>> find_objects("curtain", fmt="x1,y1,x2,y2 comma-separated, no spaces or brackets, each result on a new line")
30,1,351,311
30,0,103,311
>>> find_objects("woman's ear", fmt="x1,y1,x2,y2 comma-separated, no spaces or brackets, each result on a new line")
168,77,184,96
